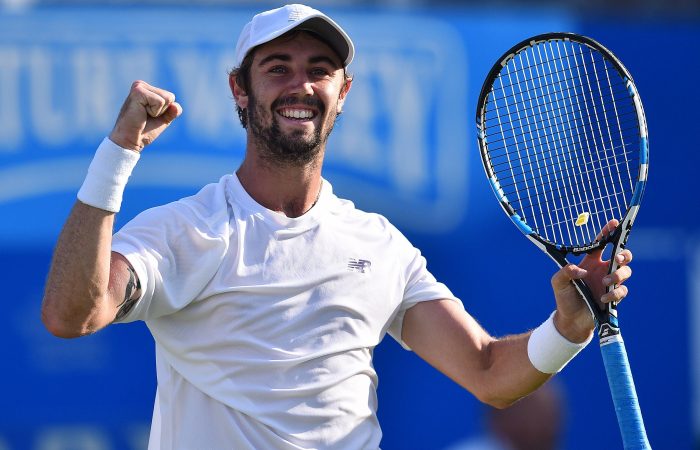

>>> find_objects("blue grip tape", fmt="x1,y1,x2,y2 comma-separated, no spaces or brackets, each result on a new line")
600,339,652,449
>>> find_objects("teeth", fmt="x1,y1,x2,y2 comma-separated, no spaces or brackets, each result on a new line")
280,108,314,119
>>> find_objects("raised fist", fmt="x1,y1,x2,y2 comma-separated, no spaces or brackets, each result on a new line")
109,80,183,152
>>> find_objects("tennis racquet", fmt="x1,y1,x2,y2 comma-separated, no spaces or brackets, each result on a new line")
476,33,650,449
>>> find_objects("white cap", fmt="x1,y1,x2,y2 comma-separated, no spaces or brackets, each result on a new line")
234,4,355,69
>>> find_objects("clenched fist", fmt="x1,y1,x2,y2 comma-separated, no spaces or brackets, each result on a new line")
109,80,183,152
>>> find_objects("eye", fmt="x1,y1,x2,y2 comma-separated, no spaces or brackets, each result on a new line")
269,65,288,74
310,67,331,77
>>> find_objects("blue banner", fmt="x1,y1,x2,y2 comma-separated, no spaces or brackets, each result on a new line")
0,5,695,450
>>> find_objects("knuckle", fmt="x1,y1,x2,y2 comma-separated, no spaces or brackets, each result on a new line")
614,266,631,280
617,267,631,282
153,95,167,106
551,266,567,284
615,285,628,301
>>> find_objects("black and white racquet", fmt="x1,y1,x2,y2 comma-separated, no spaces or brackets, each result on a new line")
476,33,650,449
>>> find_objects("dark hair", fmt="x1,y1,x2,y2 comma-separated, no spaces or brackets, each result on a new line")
228,30,353,130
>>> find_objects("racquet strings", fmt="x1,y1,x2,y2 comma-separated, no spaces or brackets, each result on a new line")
482,38,641,249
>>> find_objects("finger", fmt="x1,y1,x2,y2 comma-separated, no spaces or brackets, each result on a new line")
551,264,587,291
595,219,620,246
132,81,175,118
142,90,170,118
601,284,628,304
139,81,176,102
161,102,183,124
603,265,632,287
584,219,620,262
140,82,177,117
614,249,633,265
141,102,183,146
595,219,619,242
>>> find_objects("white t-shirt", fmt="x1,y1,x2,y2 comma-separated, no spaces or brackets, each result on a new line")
112,174,461,449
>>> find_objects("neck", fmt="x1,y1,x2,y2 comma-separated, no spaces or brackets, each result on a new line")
236,151,324,218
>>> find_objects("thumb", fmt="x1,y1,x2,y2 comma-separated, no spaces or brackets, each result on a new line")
161,102,183,124
141,102,183,145
551,264,587,292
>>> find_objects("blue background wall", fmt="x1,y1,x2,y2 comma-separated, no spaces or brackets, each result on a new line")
0,4,697,449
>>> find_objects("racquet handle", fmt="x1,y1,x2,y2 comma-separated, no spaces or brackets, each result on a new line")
600,338,651,450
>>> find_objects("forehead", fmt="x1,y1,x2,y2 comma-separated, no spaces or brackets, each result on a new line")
252,31,343,67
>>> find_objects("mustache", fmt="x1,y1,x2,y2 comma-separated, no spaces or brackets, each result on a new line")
272,96,325,113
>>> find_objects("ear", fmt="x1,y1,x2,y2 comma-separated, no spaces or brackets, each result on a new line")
229,73,249,109
336,77,352,113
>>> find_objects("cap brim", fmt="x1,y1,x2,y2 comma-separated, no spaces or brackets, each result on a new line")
248,14,354,67
294,16,353,67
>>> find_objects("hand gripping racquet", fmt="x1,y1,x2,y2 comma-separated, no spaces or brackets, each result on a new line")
476,33,650,449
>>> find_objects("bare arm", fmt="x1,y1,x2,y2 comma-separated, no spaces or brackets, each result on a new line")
402,229,633,408
41,202,136,337
41,80,181,338
402,299,547,409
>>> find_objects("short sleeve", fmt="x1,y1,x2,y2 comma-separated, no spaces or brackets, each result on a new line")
112,185,231,323
387,244,463,350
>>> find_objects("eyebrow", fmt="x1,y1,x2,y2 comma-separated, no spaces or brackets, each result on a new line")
309,55,341,69
257,53,341,69
258,53,291,66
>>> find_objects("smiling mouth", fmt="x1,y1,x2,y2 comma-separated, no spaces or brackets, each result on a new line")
277,107,317,121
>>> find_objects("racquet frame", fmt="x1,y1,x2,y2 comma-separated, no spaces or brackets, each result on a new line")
476,32,650,450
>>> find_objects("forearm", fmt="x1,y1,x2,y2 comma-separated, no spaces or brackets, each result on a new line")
476,332,550,408
403,300,543,407
42,201,118,337
462,311,593,408
403,300,589,409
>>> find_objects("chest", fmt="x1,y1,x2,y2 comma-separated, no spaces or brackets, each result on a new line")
194,219,408,351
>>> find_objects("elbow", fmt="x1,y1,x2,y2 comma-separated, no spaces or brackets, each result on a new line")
40,294,101,339
469,340,522,410
480,394,519,410
41,315,81,339
472,386,520,410
41,307,83,339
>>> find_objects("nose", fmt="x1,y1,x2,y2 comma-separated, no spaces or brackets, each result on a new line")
288,71,314,96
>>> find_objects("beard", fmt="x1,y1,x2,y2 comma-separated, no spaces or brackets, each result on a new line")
246,92,338,167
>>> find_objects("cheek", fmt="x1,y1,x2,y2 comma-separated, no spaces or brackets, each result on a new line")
248,88,274,116
326,95,344,118
248,80,278,106
320,88,342,113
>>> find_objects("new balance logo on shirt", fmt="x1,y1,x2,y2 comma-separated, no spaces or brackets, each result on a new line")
347,258,372,273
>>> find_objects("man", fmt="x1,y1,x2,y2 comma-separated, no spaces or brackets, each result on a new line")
41,4,633,449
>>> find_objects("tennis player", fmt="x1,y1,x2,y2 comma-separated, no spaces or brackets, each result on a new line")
41,4,634,449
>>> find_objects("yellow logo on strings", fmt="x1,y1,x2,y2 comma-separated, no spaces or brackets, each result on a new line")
575,212,590,226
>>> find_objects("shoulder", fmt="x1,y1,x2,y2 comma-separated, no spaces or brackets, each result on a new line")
330,196,398,230
119,175,233,236
328,194,413,247
176,175,232,219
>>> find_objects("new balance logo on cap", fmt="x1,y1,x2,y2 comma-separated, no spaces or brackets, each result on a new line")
347,258,372,273
288,5,304,21
233,3,355,68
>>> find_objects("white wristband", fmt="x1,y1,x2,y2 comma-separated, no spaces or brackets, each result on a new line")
77,137,140,212
527,312,592,374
